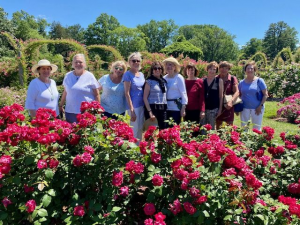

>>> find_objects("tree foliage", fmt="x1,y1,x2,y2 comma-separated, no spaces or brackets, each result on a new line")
263,21,298,60
137,19,178,53
179,25,239,62
0,7,15,57
241,38,263,59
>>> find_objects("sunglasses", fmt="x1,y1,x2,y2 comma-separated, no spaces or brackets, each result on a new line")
115,67,124,71
131,60,140,63
153,67,162,71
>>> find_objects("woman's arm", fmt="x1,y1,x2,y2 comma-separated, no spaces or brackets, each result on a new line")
198,79,205,119
25,81,38,118
177,75,188,117
255,89,268,115
59,89,67,114
124,81,136,122
226,77,239,109
217,79,224,117
93,88,100,103
143,82,155,121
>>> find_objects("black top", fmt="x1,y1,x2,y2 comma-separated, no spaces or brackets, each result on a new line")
204,77,220,110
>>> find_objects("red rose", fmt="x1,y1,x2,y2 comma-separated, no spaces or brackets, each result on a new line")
112,171,123,187
151,152,161,164
73,155,83,167
81,152,92,164
2,197,12,207
183,202,196,215
144,203,156,215
119,186,129,197
37,159,48,169
154,212,166,222
152,174,163,186
74,205,85,217
25,200,36,213
49,158,59,169
84,146,95,155
169,199,182,215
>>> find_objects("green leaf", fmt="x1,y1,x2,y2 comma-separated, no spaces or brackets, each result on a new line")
34,221,41,225
39,217,47,222
224,215,232,220
25,156,35,165
45,170,54,179
32,210,38,219
0,212,8,220
203,210,210,217
48,189,56,196
254,214,265,222
148,165,155,172
72,193,79,201
12,175,21,185
235,209,243,214
42,194,52,207
112,207,121,212
38,209,48,217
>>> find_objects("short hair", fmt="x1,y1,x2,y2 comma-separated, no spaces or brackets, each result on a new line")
149,61,164,77
72,53,87,69
244,61,258,72
206,61,219,73
219,61,232,69
128,52,142,70
110,60,127,73
183,63,199,77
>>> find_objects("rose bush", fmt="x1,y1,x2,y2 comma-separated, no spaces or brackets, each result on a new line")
277,93,300,124
0,102,300,224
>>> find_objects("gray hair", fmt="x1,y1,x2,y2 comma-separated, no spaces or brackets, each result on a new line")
72,53,87,69
128,52,142,70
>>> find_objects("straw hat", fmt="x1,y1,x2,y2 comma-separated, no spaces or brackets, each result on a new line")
32,59,58,75
162,57,181,72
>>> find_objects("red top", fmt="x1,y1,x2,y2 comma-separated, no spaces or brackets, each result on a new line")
185,79,205,111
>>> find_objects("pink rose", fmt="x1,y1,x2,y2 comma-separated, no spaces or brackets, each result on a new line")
154,212,166,222
37,159,47,169
73,155,83,167
74,205,85,217
183,202,196,215
81,152,92,164
144,203,156,215
151,152,161,164
25,200,36,213
49,159,59,169
2,197,12,207
152,174,163,186
120,186,129,197
112,171,123,187
84,146,95,155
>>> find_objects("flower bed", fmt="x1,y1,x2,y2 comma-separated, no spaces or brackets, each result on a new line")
1,102,300,224
277,93,300,124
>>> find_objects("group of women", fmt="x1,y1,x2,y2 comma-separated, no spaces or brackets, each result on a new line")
25,52,268,142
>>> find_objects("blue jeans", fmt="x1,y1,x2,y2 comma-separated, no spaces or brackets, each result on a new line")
65,112,78,123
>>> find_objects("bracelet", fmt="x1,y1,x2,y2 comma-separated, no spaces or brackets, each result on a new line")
148,109,152,112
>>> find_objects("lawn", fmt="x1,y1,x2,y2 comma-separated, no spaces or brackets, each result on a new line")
233,101,299,141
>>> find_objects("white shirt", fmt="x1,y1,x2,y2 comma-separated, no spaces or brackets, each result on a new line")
63,71,100,114
164,74,188,111
25,78,59,116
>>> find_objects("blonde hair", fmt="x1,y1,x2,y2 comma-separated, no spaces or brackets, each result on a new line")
163,57,181,73
110,61,127,73
128,52,142,70
72,54,87,69
206,61,219,73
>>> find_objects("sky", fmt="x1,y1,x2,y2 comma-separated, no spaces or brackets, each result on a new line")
1,0,300,47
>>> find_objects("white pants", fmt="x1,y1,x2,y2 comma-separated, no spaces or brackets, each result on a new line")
127,106,144,141
240,107,264,130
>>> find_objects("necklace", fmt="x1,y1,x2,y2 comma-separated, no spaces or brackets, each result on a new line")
44,82,54,101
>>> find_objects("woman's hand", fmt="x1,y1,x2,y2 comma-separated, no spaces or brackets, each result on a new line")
255,105,262,115
225,100,233,110
200,111,205,120
149,111,156,121
180,108,186,117
216,109,222,118
130,110,137,122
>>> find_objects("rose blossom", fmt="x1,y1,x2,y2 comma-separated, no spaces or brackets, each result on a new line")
81,152,92,164
144,218,154,225
25,200,36,213
74,205,85,217
119,186,129,197
144,203,156,215
154,212,166,222
183,202,196,215
73,155,83,167
152,174,164,186
194,195,208,205
2,197,12,207
151,152,161,164
112,171,123,187
49,158,59,169
37,159,47,169
84,146,95,155
169,199,182,215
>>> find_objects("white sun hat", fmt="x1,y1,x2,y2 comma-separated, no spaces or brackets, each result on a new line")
32,59,58,75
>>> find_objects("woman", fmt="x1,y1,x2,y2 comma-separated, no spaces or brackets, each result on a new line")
216,61,239,129
25,59,59,117
98,61,127,119
143,61,168,130
239,61,267,130
124,52,145,141
59,54,100,123
163,57,188,125
202,61,224,129
184,63,205,123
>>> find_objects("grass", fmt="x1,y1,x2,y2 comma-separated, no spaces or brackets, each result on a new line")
233,101,299,141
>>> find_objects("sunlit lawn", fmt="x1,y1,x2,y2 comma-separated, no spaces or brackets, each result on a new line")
233,101,299,141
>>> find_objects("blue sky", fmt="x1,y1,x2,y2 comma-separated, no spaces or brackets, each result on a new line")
1,0,300,46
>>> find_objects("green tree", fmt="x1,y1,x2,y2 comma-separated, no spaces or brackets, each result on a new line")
49,21,68,39
160,35,203,60
66,24,85,43
179,25,239,62
110,26,146,57
137,19,178,53
0,7,15,57
241,38,263,59
11,10,47,40
263,21,298,59
85,13,120,45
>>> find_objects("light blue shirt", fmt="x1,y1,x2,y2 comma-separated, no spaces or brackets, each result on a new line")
123,71,145,109
98,74,126,114
239,78,267,109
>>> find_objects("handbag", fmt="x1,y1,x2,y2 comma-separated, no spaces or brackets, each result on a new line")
234,102,244,112
223,95,243,106
256,78,263,101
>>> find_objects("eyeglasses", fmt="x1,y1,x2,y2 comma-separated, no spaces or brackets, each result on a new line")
131,60,140,63
115,67,124,71
153,67,162,71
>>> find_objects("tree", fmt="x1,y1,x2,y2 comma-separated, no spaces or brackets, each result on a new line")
241,38,263,59
66,24,85,43
0,7,15,57
110,26,146,57
85,13,120,45
137,19,178,53
49,21,68,39
160,35,203,60
11,10,47,40
263,21,298,59
179,25,239,62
